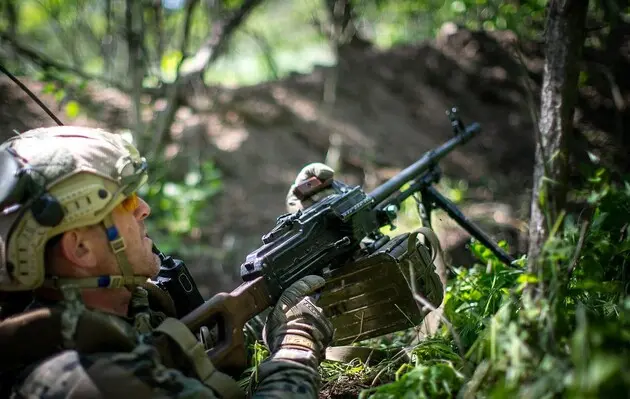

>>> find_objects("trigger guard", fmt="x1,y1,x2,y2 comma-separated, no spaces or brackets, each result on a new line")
198,325,219,350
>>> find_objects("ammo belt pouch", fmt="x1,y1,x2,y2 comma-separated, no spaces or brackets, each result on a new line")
319,227,444,365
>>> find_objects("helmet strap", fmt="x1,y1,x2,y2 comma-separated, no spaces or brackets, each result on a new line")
41,214,148,290
43,274,148,289
101,214,136,285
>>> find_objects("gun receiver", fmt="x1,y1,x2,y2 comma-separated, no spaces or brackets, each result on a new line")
184,109,515,376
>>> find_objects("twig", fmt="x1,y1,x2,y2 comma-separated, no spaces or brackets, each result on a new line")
103,0,114,78
0,31,130,92
178,0,264,79
35,0,82,68
0,63,64,126
147,0,201,159
512,42,545,168
239,28,279,79
407,259,466,365
148,0,264,160
585,60,625,138
460,360,491,399
126,0,145,141
567,219,590,277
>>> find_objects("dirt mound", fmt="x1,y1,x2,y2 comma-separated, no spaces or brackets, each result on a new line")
1,25,627,295
0,77,62,136
169,26,539,291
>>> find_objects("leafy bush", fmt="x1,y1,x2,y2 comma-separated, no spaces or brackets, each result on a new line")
139,160,223,253
320,173,630,399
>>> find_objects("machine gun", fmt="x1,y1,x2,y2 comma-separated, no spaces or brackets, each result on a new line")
179,108,516,376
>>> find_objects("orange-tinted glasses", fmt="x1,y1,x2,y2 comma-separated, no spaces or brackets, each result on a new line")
119,192,139,212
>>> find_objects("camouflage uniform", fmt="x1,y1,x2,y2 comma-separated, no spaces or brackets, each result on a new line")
5,286,324,399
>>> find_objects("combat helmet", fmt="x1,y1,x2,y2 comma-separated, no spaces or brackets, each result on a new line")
0,126,149,292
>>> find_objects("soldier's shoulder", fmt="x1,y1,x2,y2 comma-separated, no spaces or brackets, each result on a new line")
11,350,103,398
11,347,219,399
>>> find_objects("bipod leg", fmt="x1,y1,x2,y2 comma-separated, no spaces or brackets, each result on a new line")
415,190,434,229
423,185,516,267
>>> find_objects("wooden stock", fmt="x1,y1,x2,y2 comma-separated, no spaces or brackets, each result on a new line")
180,276,273,376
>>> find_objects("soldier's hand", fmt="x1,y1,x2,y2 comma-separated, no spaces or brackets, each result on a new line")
286,162,335,213
263,275,334,361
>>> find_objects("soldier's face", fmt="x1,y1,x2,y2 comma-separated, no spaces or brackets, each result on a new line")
108,194,161,279
51,195,160,284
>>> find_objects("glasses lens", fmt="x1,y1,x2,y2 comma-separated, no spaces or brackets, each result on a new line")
120,192,139,212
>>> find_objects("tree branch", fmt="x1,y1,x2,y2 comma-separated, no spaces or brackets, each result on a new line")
0,31,130,92
240,28,279,79
126,0,146,140
4,0,17,38
147,0,265,159
103,0,114,77
147,0,201,159
37,0,82,68
152,0,166,77
321,0,371,49
178,0,265,80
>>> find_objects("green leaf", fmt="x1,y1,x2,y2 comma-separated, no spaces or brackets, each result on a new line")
451,1,467,13
161,50,183,82
578,71,589,87
516,274,539,284
43,83,57,94
18,2,48,32
616,240,630,254
64,100,80,119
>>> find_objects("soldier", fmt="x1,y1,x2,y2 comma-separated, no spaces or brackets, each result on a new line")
0,126,334,398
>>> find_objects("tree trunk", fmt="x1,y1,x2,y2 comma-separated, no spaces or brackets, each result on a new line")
125,0,146,140
527,1,588,274
324,0,371,49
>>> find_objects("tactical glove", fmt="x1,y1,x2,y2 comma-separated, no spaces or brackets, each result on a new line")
286,162,335,213
263,275,334,362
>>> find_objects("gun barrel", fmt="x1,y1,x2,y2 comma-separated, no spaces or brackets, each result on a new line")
368,122,480,205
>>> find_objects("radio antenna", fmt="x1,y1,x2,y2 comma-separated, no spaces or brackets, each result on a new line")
0,63,64,126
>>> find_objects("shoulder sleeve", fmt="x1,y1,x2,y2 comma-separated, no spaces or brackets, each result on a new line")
13,346,222,399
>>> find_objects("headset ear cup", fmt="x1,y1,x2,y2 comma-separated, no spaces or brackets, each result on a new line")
31,193,65,227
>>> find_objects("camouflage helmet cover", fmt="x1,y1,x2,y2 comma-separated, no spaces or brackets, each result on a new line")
0,126,148,291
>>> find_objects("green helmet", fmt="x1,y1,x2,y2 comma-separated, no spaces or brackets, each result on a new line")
0,126,149,292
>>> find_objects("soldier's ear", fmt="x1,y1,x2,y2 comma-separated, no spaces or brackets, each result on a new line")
59,228,99,269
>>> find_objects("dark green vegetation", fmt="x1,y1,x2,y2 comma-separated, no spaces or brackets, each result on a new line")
312,172,630,398
1,0,629,397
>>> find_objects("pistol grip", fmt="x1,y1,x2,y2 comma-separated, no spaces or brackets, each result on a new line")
180,277,272,377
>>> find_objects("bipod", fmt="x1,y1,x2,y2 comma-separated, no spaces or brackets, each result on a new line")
386,166,516,267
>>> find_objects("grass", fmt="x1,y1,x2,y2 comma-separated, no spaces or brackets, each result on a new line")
326,171,629,398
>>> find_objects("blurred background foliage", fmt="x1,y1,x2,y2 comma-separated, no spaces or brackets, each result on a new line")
1,0,550,88
0,0,559,250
